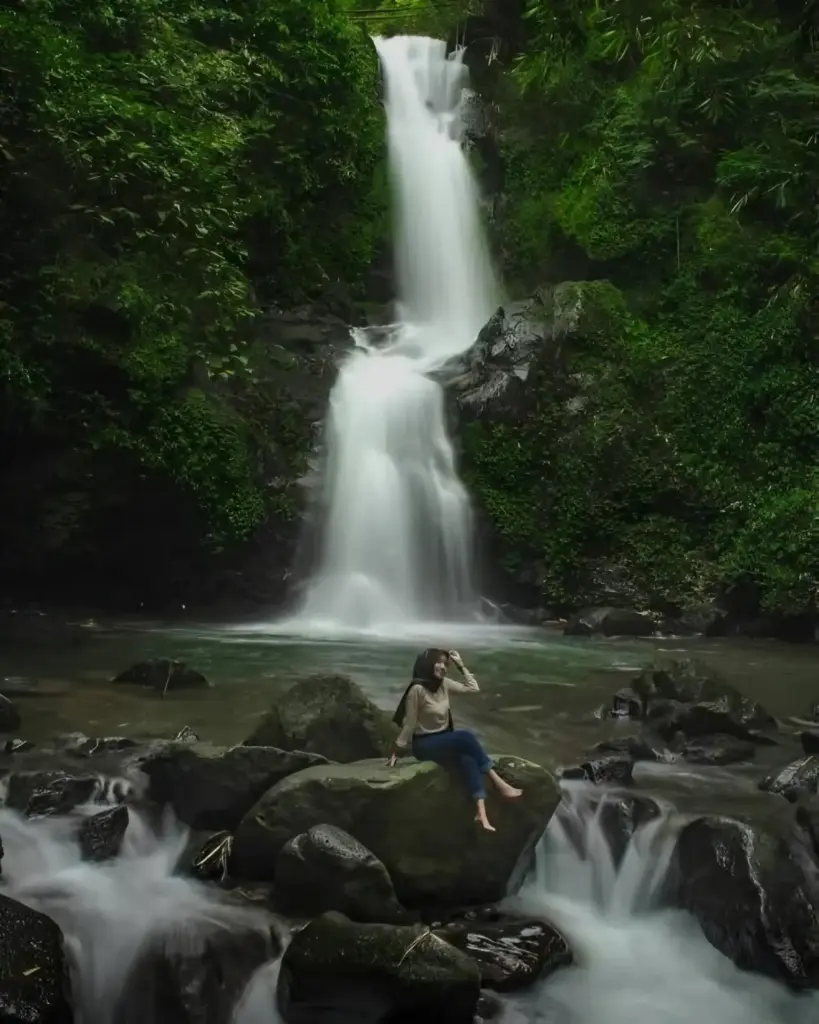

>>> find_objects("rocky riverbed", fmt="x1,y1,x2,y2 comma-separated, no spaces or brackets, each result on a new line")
0,659,818,1022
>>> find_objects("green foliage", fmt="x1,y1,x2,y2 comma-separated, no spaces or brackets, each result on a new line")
464,0,819,614
0,0,387,589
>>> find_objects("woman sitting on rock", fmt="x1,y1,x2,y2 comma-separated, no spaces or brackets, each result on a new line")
388,648,522,832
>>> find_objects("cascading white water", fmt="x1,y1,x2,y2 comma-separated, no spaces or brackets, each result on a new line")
293,35,497,632
0,803,282,1024
503,788,811,1024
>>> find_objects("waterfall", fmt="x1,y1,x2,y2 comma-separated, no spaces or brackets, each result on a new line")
503,788,809,1024
292,35,498,634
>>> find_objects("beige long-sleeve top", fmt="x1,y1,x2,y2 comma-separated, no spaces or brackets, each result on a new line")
395,668,479,749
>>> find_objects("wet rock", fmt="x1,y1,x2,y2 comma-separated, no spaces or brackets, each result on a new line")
564,607,655,638
646,697,773,745
243,674,396,763
796,798,819,860
665,815,819,988
232,756,559,907
188,830,233,882
277,911,481,1024
633,659,775,733
559,792,661,867
475,992,504,1022
560,756,633,786
0,892,74,1023
440,915,571,992
6,770,101,817
173,725,200,743
138,742,328,831
681,735,756,766
590,734,663,762
608,687,642,719
801,730,819,756
760,757,819,803
55,732,138,758
274,824,408,924
77,805,129,862
112,658,210,693
113,910,277,1024
3,737,33,754
0,693,21,733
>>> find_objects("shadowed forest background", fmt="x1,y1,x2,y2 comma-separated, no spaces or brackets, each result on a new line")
0,0,816,633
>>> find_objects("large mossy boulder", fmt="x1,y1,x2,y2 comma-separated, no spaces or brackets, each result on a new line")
231,756,560,908
243,674,396,763
277,911,480,1024
137,741,329,830
0,894,74,1023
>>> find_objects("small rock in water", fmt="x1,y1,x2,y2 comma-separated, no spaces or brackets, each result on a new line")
591,734,662,762
191,830,233,882
609,687,642,719
112,659,210,693
3,737,34,754
173,725,200,743
561,756,633,786
759,756,819,803
77,805,130,862
0,693,22,734
6,770,100,817
682,735,756,766
0,893,74,1023
56,732,138,757
274,823,409,923
440,914,572,991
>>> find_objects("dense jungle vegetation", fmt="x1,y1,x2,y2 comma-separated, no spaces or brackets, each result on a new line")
1,0,817,625
462,0,819,621
0,0,388,600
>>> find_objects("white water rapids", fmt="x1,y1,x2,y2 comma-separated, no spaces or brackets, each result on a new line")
0,783,813,1022
292,36,498,634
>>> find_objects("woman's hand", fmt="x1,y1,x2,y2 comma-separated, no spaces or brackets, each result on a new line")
449,649,464,668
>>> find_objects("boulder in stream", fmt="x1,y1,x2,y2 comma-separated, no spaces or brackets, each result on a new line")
680,734,756,766
231,756,560,908
277,911,480,1024
137,742,329,830
564,607,656,638
665,814,819,988
243,674,396,762
801,730,819,756
113,909,278,1024
5,770,101,817
633,659,776,733
440,913,572,992
0,892,74,1023
759,756,819,803
77,805,130,862
274,824,409,924
112,659,210,693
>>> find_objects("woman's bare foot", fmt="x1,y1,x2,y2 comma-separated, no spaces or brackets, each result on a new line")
475,799,496,832
488,769,523,800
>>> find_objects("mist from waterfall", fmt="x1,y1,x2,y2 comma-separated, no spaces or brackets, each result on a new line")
291,35,497,635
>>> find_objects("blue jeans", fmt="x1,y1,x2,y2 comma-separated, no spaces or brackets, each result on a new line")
412,729,494,800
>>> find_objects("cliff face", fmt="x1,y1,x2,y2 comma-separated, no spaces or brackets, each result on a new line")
448,1,819,636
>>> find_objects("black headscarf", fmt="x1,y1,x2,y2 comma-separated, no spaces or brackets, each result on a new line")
392,648,454,731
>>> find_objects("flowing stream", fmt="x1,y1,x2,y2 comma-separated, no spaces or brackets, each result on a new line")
293,35,497,633
505,788,812,1024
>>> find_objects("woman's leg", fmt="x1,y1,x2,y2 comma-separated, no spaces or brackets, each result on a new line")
413,730,498,831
